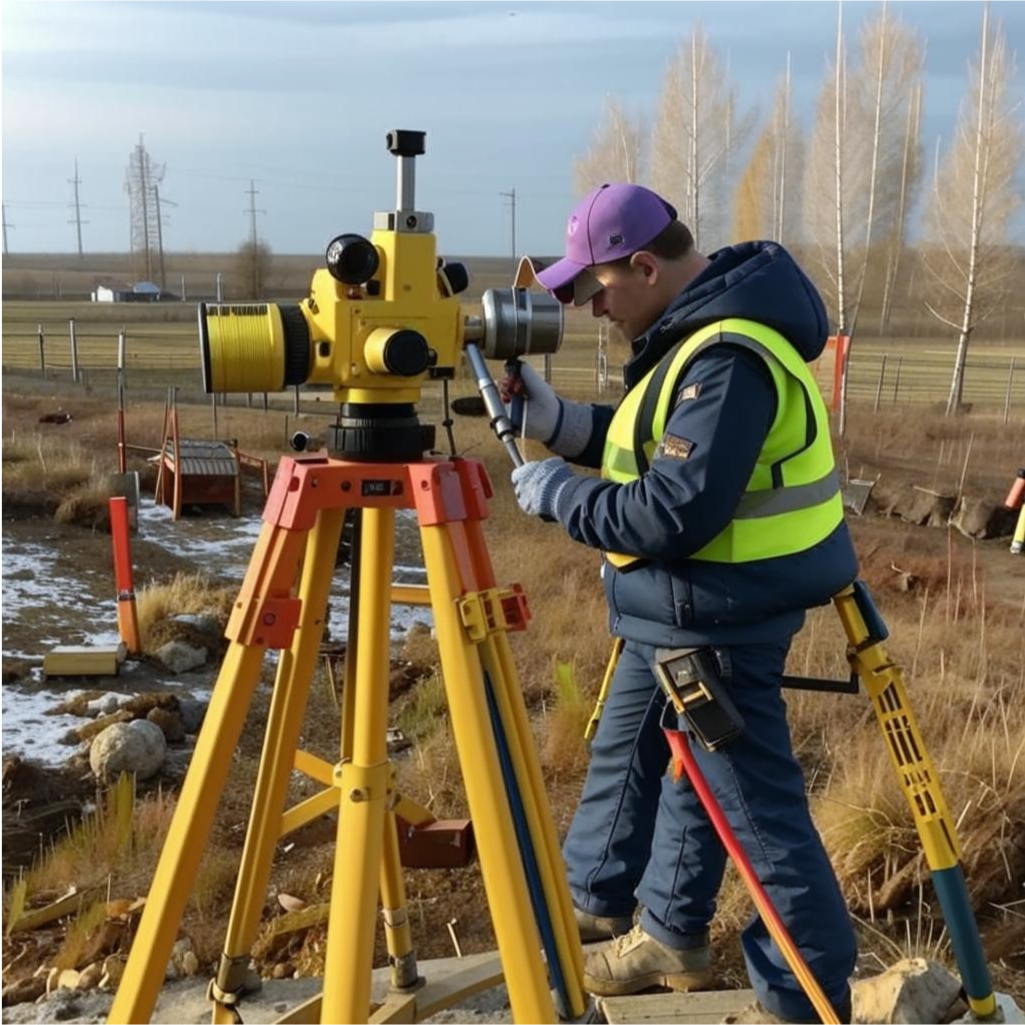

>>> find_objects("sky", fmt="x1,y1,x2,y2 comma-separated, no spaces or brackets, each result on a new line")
2,0,1023,259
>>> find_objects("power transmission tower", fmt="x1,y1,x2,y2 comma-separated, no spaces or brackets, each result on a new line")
68,158,88,257
125,134,165,282
500,187,517,267
245,180,266,297
2,203,13,256
154,184,177,293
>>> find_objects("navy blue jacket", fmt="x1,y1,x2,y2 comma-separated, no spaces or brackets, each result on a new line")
552,242,859,647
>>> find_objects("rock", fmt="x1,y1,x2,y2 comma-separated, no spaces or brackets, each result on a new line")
89,720,167,782
49,691,107,717
950,496,1019,539
852,957,962,1024
76,963,102,990
153,640,208,674
166,937,196,981
123,692,178,717
894,487,956,527
2,975,47,1006
100,955,125,988
272,963,290,979
2,659,32,685
147,707,185,744
85,694,122,717
177,697,208,734
73,710,132,743
181,950,200,977
171,613,223,639
57,970,80,991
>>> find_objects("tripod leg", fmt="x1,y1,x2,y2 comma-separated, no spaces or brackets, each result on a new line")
834,584,996,1019
380,810,419,991
461,504,584,1015
211,509,345,1022
108,519,309,1025
321,507,395,1024
419,520,556,1024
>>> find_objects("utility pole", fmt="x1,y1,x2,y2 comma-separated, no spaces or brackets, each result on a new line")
245,180,266,297
68,158,88,257
500,187,517,266
154,185,177,293
2,203,12,256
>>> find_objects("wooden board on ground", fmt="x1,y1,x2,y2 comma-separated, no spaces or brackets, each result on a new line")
598,988,758,1024
43,644,126,676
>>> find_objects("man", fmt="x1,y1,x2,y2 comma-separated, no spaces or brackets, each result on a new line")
507,183,858,1023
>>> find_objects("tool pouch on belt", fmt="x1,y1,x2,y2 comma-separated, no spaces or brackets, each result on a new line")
654,647,744,754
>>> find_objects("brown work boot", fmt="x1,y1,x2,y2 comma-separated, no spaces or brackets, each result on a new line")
574,907,634,943
582,924,714,996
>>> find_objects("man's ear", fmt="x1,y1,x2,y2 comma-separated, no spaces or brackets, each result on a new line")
630,250,660,284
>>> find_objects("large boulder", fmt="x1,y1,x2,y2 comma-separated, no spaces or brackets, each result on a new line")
89,720,167,782
153,640,207,674
852,958,962,1024
950,496,1019,539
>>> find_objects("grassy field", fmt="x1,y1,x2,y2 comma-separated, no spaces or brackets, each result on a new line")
3,295,1024,415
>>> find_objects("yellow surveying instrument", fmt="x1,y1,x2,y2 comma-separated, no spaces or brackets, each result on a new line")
107,130,583,1025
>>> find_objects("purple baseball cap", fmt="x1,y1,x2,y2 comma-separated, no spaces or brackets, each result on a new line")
535,183,677,304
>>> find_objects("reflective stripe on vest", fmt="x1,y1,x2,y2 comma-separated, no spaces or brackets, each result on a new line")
601,318,843,564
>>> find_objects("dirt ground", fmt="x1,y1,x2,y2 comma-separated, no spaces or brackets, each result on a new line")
2,375,1023,1015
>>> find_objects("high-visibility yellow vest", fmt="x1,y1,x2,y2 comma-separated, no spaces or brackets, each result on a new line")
601,318,843,564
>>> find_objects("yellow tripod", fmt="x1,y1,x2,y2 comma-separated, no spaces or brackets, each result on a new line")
107,453,586,1024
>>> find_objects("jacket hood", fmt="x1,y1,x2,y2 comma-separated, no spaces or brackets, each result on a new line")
623,242,829,389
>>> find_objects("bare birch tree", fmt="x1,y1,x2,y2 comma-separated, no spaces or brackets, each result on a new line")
848,5,924,335
922,5,1023,415
804,2,923,434
650,24,754,251
878,82,923,333
573,96,644,196
733,53,804,244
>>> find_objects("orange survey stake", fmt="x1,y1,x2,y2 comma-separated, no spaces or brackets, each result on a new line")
109,496,141,653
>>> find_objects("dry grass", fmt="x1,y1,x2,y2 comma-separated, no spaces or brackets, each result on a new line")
1,429,118,526
134,572,236,653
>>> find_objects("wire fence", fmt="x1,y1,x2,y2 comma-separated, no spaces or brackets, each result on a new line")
3,319,1023,419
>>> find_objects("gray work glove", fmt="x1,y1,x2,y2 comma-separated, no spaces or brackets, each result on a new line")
502,362,593,459
511,457,574,520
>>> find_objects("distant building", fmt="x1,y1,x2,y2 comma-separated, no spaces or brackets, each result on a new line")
91,279,162,303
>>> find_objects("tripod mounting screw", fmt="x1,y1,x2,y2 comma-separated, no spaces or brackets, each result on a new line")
350,788,368,803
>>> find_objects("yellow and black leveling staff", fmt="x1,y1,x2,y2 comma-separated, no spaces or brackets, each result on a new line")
107,130,585,1025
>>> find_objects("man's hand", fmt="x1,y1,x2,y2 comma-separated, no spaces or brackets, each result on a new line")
500,361,561,442
511,457,574,520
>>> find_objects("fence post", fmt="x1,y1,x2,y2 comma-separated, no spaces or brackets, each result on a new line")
117,327,127,385
211,393,218,438
873,354,888,412
262,392,269,412
37,324,46,376
69,319,79,383
1004,356,1017,426
892,356,903,404
293,385,300,415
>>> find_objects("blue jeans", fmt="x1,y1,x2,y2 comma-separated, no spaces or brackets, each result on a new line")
563,638,855,1022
